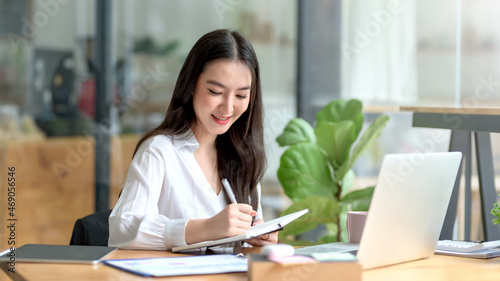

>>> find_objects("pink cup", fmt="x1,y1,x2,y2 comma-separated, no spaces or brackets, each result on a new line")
347,211,368,244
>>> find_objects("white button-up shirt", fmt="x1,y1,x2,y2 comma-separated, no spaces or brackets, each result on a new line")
108,130,262,250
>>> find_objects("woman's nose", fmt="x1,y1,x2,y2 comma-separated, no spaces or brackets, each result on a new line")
219,95,233,113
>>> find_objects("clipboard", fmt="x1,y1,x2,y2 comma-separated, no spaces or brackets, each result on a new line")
172,209,309,252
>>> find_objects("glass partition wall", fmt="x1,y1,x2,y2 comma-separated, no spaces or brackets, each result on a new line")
341,0,500,241
0,0,297,249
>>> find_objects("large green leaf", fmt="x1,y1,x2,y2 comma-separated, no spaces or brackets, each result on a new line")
316,99,364,138
276,118,315,147
278,196,342,241
315,120,356,169
317,234,339,244
277,143,336,200
339,204,349,242
337,114,390,181
341,186,374,211
340,169,355,196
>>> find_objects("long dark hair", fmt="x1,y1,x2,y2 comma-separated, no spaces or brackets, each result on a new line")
133,29,265,211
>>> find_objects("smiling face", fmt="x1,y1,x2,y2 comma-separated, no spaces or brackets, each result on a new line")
191,59,252,142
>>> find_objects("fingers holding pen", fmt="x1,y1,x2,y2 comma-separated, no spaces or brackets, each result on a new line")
208,203,257,238
219,179,258,233
226,203,257,227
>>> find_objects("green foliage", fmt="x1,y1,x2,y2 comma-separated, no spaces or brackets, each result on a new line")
341,186,375,211
134,37,179,56
277,143,335,200
278,196,342,244
276,118,316,146
276,99,389,244
492,194,500,225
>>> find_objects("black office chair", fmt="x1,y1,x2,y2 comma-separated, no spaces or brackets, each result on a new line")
69,209,112,246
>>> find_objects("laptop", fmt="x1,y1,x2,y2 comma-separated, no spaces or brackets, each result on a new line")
295,152,462,269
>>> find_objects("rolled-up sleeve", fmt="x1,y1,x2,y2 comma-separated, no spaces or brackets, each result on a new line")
108,148,187,250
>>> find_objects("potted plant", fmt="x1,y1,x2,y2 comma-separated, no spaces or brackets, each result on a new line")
275,99,389,245
492,195,500,225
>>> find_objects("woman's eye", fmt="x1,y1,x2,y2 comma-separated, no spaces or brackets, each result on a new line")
208,89,222,95
236,95,248,99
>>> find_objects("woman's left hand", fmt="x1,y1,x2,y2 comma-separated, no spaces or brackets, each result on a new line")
244,218,278,247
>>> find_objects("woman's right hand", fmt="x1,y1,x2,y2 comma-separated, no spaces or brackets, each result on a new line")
207,204,257,238
185,204,257,244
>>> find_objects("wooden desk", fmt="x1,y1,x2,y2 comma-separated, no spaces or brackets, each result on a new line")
400,106,500,241
0,249,251,281
1,249,500,281
363,254,500,281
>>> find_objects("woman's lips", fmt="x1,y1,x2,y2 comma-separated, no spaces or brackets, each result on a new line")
212,114,231,125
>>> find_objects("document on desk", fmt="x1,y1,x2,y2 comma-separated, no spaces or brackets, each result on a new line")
103,254,247,277
172,208,309,252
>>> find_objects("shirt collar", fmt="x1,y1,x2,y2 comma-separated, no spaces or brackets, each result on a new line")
171,129,199,151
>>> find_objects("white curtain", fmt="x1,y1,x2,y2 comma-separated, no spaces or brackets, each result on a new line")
341,0,418,104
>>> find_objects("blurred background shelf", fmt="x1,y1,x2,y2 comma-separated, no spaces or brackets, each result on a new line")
0,134,139,249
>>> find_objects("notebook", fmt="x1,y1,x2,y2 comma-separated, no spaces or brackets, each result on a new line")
295,152,462,269
0,244,117,265
172,208,309,252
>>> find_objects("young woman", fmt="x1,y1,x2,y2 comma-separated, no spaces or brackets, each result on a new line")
108,29,278,250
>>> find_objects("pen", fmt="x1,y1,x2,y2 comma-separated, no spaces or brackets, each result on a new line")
222,179,257,225
0,248,11,257
222,178,238,204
